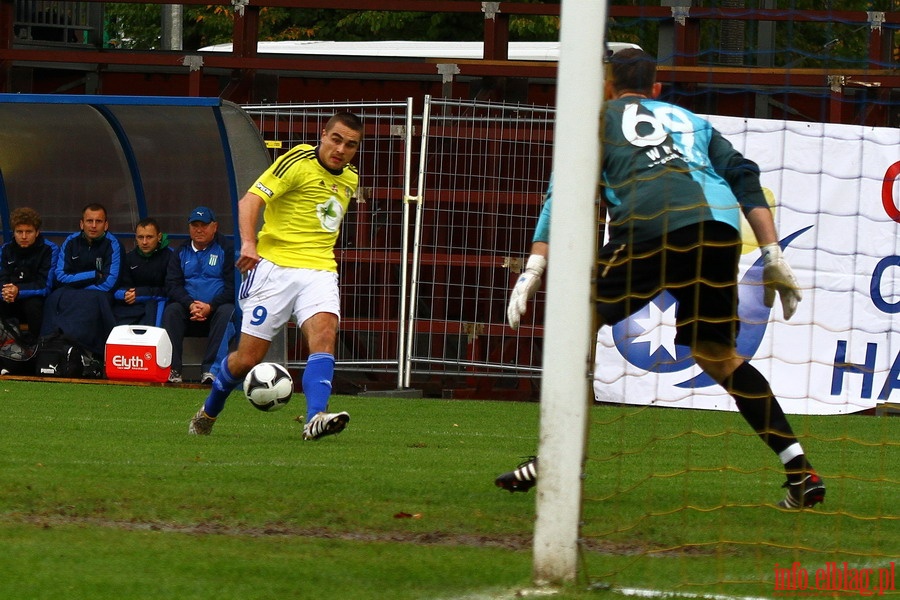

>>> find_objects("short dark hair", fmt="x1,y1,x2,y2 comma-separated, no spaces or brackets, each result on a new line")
81,203,108,219
136,217,160,233
609,48,657,96
326,112,364,135
11,207,41,230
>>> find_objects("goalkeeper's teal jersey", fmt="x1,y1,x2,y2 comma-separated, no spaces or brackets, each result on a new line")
601,97,767,244
532,97,767,246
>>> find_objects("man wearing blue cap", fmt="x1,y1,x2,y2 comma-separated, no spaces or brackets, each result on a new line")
163,206,234,384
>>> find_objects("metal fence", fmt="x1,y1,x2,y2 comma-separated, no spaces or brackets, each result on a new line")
13,0,100,44
243,98,555,398
405,98,554,396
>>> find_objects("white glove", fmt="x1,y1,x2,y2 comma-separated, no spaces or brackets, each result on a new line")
507,254,547,329
760,243,802,320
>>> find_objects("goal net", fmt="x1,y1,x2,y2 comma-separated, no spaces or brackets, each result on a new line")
538,4,900,597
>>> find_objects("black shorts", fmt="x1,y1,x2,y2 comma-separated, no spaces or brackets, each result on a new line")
595,221,741,348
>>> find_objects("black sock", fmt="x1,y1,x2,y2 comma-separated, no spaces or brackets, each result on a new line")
725,362,812,477
784,456,812,477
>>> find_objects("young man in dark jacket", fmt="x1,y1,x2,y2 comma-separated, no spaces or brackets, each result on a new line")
163,206,235,384
41,203,122,358
114,217,172,326
0,207,59,343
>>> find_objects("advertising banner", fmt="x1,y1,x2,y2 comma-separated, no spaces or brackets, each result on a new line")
594,115,900,415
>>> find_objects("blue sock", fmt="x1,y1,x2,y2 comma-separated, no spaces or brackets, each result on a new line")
203,356,241,418
303,352,335,422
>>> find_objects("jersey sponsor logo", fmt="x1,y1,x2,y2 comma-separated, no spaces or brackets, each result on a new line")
644,144,686,167
316,197,345,232
254,181,274,197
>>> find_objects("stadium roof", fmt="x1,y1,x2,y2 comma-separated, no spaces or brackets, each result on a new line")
200,40,641,61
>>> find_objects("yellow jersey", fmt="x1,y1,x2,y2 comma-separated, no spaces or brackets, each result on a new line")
250,144,358,271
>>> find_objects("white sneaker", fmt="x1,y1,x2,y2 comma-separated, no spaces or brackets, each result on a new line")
302,411,350,441
168,370,183,384
200,372,215,385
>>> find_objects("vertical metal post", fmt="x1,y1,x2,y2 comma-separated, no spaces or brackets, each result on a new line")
161,5,183,51
482,2,509,61
403,96,431,389
755,0,776,119
532,0,605,587
397,97,414,388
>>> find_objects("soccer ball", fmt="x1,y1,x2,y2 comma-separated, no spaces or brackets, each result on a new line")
244,362,293,412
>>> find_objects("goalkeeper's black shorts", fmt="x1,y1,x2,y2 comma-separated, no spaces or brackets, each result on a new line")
595,220,741,349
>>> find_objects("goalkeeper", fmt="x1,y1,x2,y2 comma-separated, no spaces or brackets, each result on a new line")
496,48,825,510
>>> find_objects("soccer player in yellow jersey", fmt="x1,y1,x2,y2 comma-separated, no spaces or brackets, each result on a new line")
189,112,363,439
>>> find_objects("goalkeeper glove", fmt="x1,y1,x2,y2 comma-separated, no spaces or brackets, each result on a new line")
760,243,802,320
507,254,547,329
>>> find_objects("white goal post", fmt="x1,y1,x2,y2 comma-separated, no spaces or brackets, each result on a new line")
532,0,607,587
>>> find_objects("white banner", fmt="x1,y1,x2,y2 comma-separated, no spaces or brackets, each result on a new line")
594,115,900,415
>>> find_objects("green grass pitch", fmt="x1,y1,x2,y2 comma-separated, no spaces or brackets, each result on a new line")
0,380,895,599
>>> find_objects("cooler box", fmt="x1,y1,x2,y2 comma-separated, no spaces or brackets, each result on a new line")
105,325,172,382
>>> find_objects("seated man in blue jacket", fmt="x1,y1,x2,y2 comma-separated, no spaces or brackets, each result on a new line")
41,203,122,359
163,206,235,384
114,217,172,326
0,207,59,344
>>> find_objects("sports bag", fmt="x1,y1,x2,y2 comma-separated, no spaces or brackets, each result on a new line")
34,333,101,378
0,319,37,375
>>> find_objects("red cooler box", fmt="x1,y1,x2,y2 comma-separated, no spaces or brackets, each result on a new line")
105,325,173,382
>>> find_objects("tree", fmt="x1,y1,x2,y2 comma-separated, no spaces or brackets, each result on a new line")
105,2,560,51
104,0,887,70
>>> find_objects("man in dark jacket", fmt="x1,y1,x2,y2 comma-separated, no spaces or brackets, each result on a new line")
41,203,122,358
0,207,59,343
163,206,235,384
114,217,172,326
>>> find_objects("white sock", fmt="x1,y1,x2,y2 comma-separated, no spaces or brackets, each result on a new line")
778,442,804,465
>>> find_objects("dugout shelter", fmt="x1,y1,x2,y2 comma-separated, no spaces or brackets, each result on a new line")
0,93,268,241
0,93,282,370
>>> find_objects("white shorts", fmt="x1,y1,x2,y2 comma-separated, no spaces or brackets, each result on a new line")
238,259,340,341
